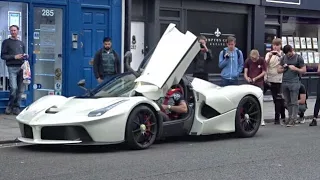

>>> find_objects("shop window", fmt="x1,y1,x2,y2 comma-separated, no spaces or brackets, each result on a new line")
265,15,280,26
186,10,248,74
0,2,28,91
264,25,280,55
282,16,320,71
160,10,180,18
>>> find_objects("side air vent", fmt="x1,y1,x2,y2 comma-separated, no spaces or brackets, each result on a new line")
200,103,221,119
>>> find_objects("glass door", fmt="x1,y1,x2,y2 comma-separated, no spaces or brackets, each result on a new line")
32,7,63,101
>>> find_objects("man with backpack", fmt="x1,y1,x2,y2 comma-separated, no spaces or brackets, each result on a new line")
278,45,306,127
218,36,244,86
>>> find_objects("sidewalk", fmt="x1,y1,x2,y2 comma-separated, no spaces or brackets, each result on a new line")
0,97,317,143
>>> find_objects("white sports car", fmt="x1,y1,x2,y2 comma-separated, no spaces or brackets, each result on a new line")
16,24,263,150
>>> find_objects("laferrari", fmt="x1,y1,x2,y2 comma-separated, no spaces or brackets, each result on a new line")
16,24,263,149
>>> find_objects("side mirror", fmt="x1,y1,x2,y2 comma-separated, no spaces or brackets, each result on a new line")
77,79,86,87
124,51,140,77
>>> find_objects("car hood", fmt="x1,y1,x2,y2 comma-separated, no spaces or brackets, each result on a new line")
18,95,129,121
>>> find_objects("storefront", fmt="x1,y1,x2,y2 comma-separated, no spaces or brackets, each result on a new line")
125,0,320,95
0,0,123,112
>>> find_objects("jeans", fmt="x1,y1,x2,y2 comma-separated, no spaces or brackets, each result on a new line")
221,78,238,86
299,104,307,118
282,82,300,120
7,66,24,108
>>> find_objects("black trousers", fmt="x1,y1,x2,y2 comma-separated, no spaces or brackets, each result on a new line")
193,72,209,81
264,82,286,120
313,80,320,118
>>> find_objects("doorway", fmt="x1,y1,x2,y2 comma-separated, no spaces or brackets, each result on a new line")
130,21,145,71
32,7,64,101
81,8,109,88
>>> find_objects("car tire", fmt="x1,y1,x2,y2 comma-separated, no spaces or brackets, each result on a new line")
235,95,261,138
125,105,158,150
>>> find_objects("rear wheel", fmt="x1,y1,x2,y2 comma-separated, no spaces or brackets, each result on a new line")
125,105,158,150
235,96,261,138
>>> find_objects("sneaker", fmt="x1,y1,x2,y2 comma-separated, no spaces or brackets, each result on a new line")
5,107,12,115
12,107,21,115
274,119,280,125
309,118,317,126
299,117,306,124
286,119,295,127
261,120,266,126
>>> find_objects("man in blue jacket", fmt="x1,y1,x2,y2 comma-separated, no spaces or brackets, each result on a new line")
218,36,244,86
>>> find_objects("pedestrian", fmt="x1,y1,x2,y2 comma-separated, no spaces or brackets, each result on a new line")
244,49,266,90
218,36,244,86
264,38,286,124
309,63,320,126
93,37,121,84
0,25,28,115
296,83,307,124
192,35,212,81
277,45,306,127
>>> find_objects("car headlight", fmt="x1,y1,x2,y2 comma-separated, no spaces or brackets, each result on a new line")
88,100,128,117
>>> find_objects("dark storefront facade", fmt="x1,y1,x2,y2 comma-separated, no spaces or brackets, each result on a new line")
125,0,320,96
0,0,123,113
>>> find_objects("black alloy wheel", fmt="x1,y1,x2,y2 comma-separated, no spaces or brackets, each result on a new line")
125,105,158,150
235,96,261,138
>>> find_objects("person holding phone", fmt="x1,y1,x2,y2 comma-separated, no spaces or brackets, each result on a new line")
1,25,28,115
218,36,244,86
265,38,286,125
192,35,212,81
277,45,306,127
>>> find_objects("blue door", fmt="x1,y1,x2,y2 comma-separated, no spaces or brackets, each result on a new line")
82,8,109,89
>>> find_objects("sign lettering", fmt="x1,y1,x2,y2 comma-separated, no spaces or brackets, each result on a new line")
41,9,54,16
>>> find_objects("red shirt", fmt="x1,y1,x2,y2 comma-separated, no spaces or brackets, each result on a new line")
244,58,266,87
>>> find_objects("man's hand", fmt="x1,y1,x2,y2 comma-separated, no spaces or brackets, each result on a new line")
161,104,168,110
97,78,103,83
288,65,298,71
14,54,23,60
246,77,252,83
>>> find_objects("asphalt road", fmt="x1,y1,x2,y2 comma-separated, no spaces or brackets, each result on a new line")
1,123,320,180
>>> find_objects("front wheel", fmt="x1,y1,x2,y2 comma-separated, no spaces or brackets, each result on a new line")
235,96,261,138
125,105,158,150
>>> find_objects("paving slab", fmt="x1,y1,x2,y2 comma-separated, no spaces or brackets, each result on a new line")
0,97,317,143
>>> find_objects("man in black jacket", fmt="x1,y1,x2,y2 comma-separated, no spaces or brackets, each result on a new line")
93,37,121,84
1,25,27,115
192,35,212,81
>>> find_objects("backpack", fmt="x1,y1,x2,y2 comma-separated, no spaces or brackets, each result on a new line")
222,49,241,64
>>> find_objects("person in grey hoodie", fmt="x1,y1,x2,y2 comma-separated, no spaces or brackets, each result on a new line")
192,35,212,81
1,25,27,115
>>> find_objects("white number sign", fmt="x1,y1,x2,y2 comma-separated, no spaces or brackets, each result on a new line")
42,9,54,16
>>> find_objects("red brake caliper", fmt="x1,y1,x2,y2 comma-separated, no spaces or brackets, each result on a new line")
144,115,151,136
240,108,245,122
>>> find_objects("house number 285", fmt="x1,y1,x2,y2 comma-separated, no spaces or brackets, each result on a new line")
42,9,54,16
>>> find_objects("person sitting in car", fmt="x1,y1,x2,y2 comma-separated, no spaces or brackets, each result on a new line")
160,85,188,121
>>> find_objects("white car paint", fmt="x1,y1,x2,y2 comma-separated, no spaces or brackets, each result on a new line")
16,23,263,145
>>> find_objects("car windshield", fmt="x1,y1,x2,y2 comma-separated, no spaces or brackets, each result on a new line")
86,46,156,98
93,73,137,98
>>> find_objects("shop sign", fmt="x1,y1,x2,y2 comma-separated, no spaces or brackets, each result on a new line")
200,28,235,47
266,0,300,5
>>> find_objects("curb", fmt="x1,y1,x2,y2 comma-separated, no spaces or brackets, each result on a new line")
264,115,313,123
0,138,19,145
